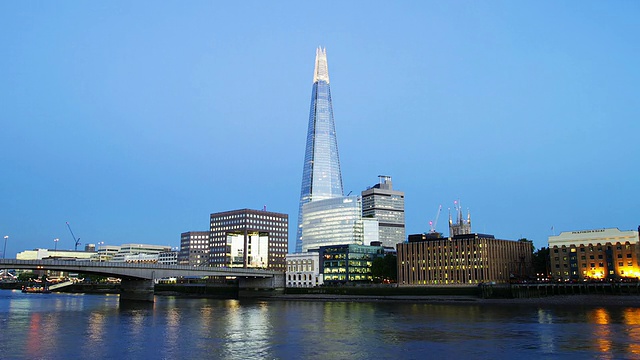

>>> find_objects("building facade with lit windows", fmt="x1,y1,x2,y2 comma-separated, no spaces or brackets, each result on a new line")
320,244,385,284
301,196,375,253
179,231,210,266
397,233,532,285
548,227,640,281
361,175,405,248
209,209,288,270
286,252,323,287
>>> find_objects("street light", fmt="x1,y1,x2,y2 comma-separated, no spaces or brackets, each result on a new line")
2,236,8,280
54,238,59,252
98,242,104,262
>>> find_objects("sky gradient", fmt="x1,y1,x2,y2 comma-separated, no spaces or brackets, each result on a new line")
1,2,638,256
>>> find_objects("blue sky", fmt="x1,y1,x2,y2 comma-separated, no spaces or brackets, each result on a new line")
1,2,638,255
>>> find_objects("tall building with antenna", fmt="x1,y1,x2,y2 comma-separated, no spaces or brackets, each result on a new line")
361,175,405,247
295,47,344,253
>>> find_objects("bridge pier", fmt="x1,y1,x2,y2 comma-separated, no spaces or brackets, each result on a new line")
120,278,155,302
238,274,285,298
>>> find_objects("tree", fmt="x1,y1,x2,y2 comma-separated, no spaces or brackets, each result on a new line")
371,254,397,283
17,272,37,282
532,247,550,278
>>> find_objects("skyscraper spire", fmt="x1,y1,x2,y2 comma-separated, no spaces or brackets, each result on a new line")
313,47,330,84
295,47,344,253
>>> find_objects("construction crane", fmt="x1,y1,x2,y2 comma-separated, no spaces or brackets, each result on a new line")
429,205,442,233
66,222,81,251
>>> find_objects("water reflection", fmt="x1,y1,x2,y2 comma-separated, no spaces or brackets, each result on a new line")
223,300,271,358
624,308,640,355
4,291,640,359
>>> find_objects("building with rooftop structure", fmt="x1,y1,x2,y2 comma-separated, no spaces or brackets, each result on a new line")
548,227,640,281
361,175,405,248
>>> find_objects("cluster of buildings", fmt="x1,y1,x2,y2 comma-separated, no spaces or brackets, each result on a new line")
15,47,638,289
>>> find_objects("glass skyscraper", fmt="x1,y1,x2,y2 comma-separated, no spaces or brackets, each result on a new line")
295,47,344,253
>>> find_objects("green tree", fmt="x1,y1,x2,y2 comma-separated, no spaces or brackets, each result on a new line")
17,272,37,281
532,247,550,277
371,254,397,283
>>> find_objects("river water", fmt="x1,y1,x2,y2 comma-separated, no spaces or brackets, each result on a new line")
1,290,639,359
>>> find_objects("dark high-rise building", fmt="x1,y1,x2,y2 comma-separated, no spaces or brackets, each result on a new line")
361,175,405,247
209,209,288,270
295,47,344,253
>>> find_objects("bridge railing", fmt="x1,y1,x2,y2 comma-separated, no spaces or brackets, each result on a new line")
0,259,281,276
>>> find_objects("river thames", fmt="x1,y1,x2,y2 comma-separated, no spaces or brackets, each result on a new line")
1,290,640,359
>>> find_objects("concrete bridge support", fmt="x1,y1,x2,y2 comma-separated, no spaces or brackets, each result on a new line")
120,278,155,302
238,274,285,298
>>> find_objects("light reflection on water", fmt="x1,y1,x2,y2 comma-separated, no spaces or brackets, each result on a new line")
2,290,640,359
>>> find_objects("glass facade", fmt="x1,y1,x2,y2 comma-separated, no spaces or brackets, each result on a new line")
320,244,385,283
301,196,363,253
296,47,344,253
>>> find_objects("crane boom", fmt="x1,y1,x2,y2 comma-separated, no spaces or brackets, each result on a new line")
429,205,442,233
66,222,81,251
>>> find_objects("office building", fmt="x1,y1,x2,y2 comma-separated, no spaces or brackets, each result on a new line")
209,209,288,270
301,196,374,252
286,252,323,288
361,175,405,247
179,231,210,266
111,244,172,262
397,233,532,285
320,244,385,284
295,47,344,253
548,227,640,281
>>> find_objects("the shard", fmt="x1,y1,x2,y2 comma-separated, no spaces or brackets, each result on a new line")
295,47,344,253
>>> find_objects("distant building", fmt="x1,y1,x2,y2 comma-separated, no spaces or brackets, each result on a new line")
361,175,405,248
286,252,323,288
179,231,210,266
548,227,640,281
320,244,385,284
17,249,95,261
111,244,172,262
158,251,178,265
94,245,120,262
449,201,471,237
397,233,532,285
209,209,288,270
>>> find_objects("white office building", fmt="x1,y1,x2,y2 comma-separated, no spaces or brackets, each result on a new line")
286,252,323,287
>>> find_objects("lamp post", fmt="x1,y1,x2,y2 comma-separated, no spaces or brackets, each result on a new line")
2,236,7,259
54,238,59,252
98,241,104,262
2,236,7,280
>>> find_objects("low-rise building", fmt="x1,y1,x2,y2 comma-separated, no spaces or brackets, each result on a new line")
548,227,640,281
159,251,178,265
111,244,172,262
17,249,95,261
397,233,532,285
320,244,385,284
286,252,322,287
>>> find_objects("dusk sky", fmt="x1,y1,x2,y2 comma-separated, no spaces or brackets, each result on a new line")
1,2,638,256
